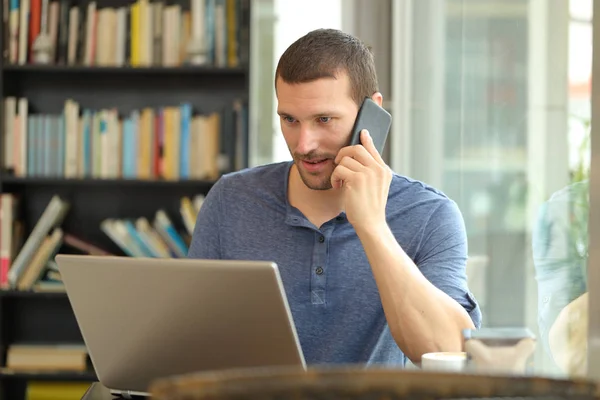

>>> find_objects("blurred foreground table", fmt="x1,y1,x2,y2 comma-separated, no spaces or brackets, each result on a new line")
149,366,599,400
80,367,600,400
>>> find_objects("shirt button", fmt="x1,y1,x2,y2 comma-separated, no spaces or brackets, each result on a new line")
316,267,324,275
318,235,325,243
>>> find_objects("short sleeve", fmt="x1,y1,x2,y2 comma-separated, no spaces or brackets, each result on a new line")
414,199,482,328
187,178,225,259
532,182,588,362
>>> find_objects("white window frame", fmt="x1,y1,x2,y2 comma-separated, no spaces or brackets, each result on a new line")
585,0,600,382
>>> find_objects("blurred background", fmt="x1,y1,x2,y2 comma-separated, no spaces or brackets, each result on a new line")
248,0,593,378
0,0,595,398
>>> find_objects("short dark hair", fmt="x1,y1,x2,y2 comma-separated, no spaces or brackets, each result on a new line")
275,28,379,106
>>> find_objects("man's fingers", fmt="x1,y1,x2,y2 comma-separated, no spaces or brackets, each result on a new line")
331,164,354,189
361,130,386,165
338,154,365,172
335,141,376,167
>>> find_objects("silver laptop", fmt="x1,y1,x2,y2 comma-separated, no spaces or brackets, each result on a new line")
54,254,306,397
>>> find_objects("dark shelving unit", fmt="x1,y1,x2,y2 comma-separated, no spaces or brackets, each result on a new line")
0,370,96,381
3,64,247,74
0,290,94,399
0,0,252,397
0,370,97,400
0,289,67,299
0,175,216,188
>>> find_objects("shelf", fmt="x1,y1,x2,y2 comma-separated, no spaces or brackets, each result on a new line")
0,176,216,189
3,64,247,76
0,290,66,299
0,369,96,381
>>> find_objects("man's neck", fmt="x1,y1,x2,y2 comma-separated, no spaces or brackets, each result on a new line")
288,164,344,220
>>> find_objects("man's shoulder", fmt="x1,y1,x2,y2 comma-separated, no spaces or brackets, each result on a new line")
385,173,464,239
213,161,290,192
388,172,456,212
536,180,589,228
207,161,290,210
545,180,589,208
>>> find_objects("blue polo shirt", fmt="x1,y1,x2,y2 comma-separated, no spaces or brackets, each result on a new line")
188,161,481,366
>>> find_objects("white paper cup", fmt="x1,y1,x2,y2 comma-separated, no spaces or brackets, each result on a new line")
421,352,467,372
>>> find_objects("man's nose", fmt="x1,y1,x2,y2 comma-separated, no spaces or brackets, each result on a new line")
296,125,319,154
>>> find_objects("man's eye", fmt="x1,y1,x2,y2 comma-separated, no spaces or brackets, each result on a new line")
319,117,331,123
283,116,296,123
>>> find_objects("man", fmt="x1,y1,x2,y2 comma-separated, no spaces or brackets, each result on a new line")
532,179,589,376
188,28,481,367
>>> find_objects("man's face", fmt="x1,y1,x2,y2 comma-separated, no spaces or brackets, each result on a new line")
276,72,359,190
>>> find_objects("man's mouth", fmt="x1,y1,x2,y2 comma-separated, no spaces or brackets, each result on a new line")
301,158,330,172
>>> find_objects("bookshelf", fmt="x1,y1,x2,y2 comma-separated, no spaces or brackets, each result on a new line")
0,0,252,397
0,174,217,187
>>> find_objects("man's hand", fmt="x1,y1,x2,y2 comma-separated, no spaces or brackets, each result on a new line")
549,292,588,376
331,129,393,230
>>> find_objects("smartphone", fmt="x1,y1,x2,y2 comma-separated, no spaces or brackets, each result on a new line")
349,97,392,154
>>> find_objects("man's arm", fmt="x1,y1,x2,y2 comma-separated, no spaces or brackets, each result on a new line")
355,200,478,364
332,130,479,364
548,291,588,376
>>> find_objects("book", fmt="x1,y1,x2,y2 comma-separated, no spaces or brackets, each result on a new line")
8,0,249,67
2,97,247,180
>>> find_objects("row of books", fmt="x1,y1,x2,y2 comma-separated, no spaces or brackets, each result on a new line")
1,194,68,290
6,343,89,372
3,96,248,180
5,0,250,68
0,192,204,291
5,343,91,399
25,381,90,400
101,193,204,258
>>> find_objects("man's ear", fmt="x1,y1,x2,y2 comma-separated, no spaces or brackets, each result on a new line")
371,92,383,107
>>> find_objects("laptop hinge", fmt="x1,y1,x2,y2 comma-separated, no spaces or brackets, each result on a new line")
111,389,148,399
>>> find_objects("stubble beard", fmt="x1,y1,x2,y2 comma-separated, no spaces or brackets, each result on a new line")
294,152,335,191
297,166,333,190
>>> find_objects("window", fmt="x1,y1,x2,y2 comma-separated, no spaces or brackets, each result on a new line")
248,0,595,378
247,0,342,166
392,0,592,377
